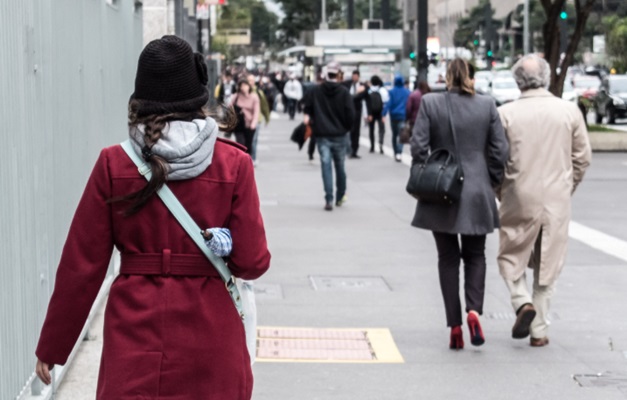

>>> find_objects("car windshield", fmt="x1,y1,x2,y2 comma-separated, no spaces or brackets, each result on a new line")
610,78,627,93
573,78,600,89
493,80,517,89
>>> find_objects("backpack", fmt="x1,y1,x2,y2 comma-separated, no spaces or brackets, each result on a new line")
370,91,383,114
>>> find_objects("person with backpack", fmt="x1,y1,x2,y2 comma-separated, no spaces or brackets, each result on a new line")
366,75,389,154
386,74,411,161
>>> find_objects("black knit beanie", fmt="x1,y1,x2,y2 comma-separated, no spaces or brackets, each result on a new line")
131,35,209,116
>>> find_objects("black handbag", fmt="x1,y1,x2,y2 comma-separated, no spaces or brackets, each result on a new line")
232,95,247,133
406,93,464,204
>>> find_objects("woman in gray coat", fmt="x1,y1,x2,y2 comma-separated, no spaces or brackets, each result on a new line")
410,59,508,350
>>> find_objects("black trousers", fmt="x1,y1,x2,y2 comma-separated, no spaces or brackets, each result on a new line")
349,112,361,156
432,232,487,327
235,128,255,155
368,114,385,150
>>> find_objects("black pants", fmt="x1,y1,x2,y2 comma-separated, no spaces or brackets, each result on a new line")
368,114,385,151
235,128,255,155
432,232,487,327
350,113,361,156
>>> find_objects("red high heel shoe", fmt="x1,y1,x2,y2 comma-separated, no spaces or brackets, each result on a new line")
449,326,464,350
467,312,485,346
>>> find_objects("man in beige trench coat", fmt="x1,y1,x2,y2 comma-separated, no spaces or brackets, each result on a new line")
497,54,592,347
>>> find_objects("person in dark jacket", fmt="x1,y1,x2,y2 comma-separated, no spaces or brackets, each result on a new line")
365,75,389,154
303,62,355,211
410,58,509,350
386,74,411,161
344,70,368,158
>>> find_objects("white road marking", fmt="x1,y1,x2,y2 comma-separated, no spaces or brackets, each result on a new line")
568,221,627,263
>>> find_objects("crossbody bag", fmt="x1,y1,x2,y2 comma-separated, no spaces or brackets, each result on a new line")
120,140,257,364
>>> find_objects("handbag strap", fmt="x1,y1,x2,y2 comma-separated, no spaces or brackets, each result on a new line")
119,140,243,316
444,92,463,175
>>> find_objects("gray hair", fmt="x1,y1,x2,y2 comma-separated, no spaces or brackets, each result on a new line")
511,54,551,91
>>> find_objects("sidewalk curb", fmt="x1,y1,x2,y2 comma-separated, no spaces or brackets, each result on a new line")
589,131,627,152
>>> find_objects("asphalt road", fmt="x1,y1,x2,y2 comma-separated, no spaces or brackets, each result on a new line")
55,114,627,400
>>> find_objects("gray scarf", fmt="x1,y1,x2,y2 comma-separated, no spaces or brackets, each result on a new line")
129,117,218,180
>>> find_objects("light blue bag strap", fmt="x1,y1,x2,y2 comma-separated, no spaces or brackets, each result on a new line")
119,140,243,318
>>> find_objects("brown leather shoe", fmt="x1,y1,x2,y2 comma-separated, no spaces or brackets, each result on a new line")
512,303,536,339
530,337,549,347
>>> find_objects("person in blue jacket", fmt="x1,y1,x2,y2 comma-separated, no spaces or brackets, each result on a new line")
385,75,411,161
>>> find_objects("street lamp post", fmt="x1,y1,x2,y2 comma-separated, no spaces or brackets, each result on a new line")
523,0,530,54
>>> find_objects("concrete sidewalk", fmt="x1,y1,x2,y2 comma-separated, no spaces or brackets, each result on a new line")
56,115,627,399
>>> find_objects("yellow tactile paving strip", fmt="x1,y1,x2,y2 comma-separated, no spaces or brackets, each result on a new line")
256,326,404,363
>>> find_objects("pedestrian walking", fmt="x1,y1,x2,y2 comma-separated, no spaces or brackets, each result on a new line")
406,81,430,127
303,62,355,211
386,74,411,161
284,74,303,120
247,74,270,165
216,70,236,106
497,54,591,347
230,79,260,154
34,35,271,399
366,75,389,154
345,70,368,158
410,58,509,350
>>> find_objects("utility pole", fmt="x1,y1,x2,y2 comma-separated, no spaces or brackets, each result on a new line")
523,0,529,54
370,0,374,20
348,0,355,29
382,0,390,28
417,0,428,83
321,0,328,29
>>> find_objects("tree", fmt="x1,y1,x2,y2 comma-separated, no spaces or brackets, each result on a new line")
453,0,502,58
274,0,343,46
540,0,598,96
604,16,627,73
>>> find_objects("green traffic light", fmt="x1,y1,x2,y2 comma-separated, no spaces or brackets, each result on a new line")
487,50,493,57
560,11,567,19
409,52,416,59
473,40,479,45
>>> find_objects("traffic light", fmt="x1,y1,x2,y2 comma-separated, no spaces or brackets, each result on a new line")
409,52,416,59
487,50,493,57
560,11,567,19
473,39,479,46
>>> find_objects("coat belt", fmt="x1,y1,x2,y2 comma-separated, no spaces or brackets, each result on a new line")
120,250,220,277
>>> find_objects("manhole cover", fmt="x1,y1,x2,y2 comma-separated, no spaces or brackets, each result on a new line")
309,276,391,292
254,283,283,300
256,327,404,363
573,372,627,389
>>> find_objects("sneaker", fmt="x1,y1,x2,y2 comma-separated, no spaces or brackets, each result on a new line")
379,146,384,154
335,195,347,207
394,154,402,162
349,154,361,159
324,203,333,211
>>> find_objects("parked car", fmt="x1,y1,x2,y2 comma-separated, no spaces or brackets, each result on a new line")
474,70,493,83
594,75,627,124
489,77,521,105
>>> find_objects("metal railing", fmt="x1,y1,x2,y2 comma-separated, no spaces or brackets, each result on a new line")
0,1,142,398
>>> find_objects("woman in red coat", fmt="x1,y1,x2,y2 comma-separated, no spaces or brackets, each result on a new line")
35,36,271,399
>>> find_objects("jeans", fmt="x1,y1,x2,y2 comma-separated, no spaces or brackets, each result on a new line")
317,135,348,204
251,125,260,161
432,232,487,327
390,119,405,155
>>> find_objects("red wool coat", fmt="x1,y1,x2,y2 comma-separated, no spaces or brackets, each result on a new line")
36,138,271,399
